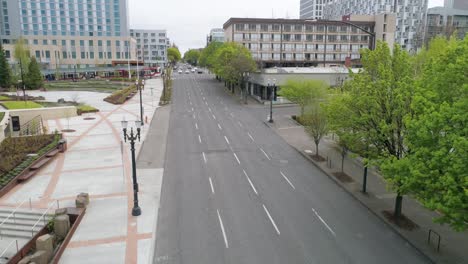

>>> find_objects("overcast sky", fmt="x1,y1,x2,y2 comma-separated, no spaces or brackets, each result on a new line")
129,0,445,54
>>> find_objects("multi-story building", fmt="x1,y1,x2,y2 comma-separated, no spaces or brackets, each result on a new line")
323,0,428,51
425,6,468,45
207,28,225,45
0,0,136,71
130,29,168,67
300,0,332,19
223,16,395,67
444,0,468,10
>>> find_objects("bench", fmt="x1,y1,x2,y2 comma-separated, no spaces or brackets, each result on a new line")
17,170,38,182
29,157,52,170
46,149,59,158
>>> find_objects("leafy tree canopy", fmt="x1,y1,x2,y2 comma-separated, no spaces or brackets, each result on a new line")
0,44,12,88
183,49,201,66
24,57,43,90
279,79,328,116
167,47,181,64
213,42,256,85
199,41,223,70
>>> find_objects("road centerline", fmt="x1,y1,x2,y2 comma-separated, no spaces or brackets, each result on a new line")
209,177,215,194
202,152,207,163
247,132,255,142
198,135,202,143
218,124,222,130
224,136,230,145
233,153,240,164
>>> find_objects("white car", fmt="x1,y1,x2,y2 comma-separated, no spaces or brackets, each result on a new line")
191,69,195,73
178,70,182,74
185,70,190,74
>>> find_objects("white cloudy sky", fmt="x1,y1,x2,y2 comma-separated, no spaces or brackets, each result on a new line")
129,0,444,54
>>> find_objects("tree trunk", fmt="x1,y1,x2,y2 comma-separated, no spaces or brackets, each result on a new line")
315,142,319,157
394,194,403,219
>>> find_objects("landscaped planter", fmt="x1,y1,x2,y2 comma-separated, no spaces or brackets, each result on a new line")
0,134,64,198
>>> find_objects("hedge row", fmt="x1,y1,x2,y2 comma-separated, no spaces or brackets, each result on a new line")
103,85,137,105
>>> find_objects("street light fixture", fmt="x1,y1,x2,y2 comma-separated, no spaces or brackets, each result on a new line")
267,79,276,123
121,119,142,216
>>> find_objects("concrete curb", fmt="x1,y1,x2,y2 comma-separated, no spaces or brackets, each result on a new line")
263,121,437,264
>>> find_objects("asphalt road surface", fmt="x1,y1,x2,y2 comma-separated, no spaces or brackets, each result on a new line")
153,73,430,264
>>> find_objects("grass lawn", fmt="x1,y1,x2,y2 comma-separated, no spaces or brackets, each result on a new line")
44,80,128,92
0,112,4,122
77,104,98,112
0,95,10,101
0,101,43,109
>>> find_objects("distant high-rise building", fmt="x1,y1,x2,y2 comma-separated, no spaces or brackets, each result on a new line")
130,29,168,67
0,0,136,71
300,0,332,19
207,28,225,45
425,6,468,45
445,0,468,10
323,0,428,51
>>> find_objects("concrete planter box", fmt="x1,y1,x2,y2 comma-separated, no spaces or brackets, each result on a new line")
8,208,86,264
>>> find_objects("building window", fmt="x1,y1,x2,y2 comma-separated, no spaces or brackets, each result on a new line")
81,52,86,59
260,24,268,31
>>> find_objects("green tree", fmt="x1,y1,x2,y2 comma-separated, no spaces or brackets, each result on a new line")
213,42,256,93
25,57,43,89
303,103,328,158
327,42,415,219
199,41,223,71
167,46,181,65
389,37,468,231
13,37,30,77
279,79,328,116
183,49,201,66
0,44,12,88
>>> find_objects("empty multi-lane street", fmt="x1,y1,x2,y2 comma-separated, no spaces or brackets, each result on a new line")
153,73,430,264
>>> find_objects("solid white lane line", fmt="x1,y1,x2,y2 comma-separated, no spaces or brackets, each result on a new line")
312,208,336,237
248,132,255,142
198,135,202,143
212,114,216,120
263,205,280,235
209,177,215,194
233,153,240,164
260,148,271,160
217,210,229,248
218,124,222,130
243,170,258,195
202,152,207,163
224,136,230,145
195,123,198,130
280,171,296,190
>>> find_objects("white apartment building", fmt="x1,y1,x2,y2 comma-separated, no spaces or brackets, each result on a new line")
300,0,332,19
323,0,428,51
207,28,225,44
224,17,395,68
130,29,168,67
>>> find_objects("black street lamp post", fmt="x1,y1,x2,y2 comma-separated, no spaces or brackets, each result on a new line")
136,80,144,126
121,119,142,216
242,72,250,104
268,79,276,123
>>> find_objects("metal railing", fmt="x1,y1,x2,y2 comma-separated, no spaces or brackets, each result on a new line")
0,239,19,260
30,200,60,237
18,115,43,137
0,198,33,240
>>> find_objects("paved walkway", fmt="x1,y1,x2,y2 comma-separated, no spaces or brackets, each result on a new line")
268,110,467,264
0,79,167,263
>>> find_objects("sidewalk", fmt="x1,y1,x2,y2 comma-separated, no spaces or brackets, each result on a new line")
268,113,467,264
0,79,168,263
